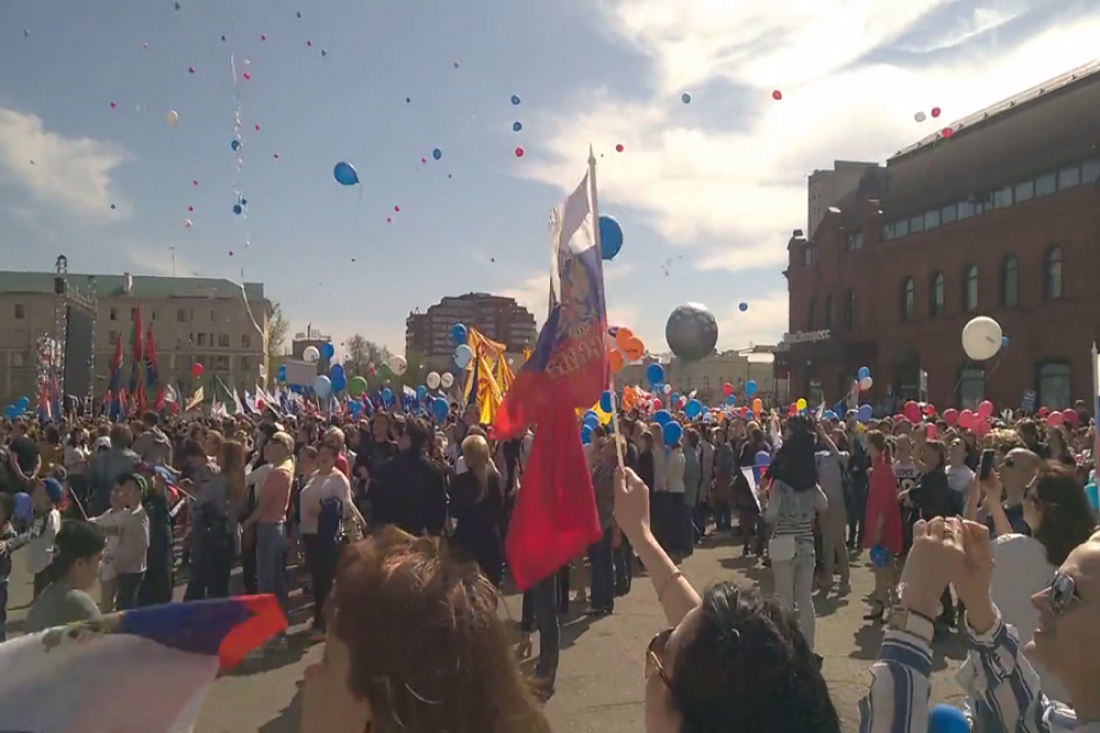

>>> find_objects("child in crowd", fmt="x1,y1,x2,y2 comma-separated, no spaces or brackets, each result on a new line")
93,484,129,612
3,477,65,598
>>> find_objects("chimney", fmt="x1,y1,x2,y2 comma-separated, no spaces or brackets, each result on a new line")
123,272,133,294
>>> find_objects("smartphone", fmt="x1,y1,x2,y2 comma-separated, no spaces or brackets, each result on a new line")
979,448,995,481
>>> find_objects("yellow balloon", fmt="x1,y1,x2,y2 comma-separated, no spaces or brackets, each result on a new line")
166,110,179,127
796,398,807,411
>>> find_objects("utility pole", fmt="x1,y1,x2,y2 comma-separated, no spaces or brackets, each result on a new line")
168,246,177,277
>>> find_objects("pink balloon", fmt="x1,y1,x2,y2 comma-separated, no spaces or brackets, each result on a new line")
959,409,975,429
904,400,921,423
975,419,991,436
943,408,959,426
977,400,994,419
652,398,662,410
1047,411,1065,427
1062,409,1079,427
924,403,936,416
925,424,937,439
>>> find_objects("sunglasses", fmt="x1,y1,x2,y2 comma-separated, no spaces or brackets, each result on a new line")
1044,571,1084,617
645,628,673,688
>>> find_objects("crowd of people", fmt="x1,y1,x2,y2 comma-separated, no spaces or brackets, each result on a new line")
0,395,1098,731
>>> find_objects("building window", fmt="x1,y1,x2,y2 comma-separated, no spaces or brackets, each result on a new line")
924,209,941,230
930,271,945,317
214,356,231,370
242,334,252,349
963,264,979,312
894,219,909,237
900,277,915,322
994,185,1013,209
240,356,253,372
218,333,230,348
129,307,137,322
957,366,985,410
1044,245,1063,300
13,304,24,320
957,200,975,220
807,299,816,330
12,353,25,368
941,203,957,224
973,192,994,215
109,307,119,321
210,310,217,323
803,243,818,266
1083,158,1100,184
1001,256,1019,307
845,232,863,252
177,308,188,323
1036,361,1071,411
824,295,835,329
909,214,924,234
1036,171,1057,197
1058,164,1081,190
151,310,157,321
1015,180,1034,203
844,289,856,332
108,330,120,345
882,223,895,241
197,333,207,347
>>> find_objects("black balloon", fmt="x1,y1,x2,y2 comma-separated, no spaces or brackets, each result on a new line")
665,303,718,361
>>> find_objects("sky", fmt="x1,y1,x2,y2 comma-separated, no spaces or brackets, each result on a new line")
2,0,1100,357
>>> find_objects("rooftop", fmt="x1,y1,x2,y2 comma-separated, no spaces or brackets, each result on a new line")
0,271,268,302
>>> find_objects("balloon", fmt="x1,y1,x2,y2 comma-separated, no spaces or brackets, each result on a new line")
961,316,1003,361
857,404,873,423
931,107,942,118
348,375,368,397
681,92,692,104
928,704,969,733
511,94,521,105
857,366,871,380
859,376,873,391
684,399,703,419
314,375,332,398
745,380,757,396
977,400,994,419
440,372,455,389
515,147,524,157
276,364,287,382
959,409,975,429
665,303,718,361
663,384,673,395
231,139,241,151
330,364,345,380
415,385,428,401
725,395,736,406
381,387,394,404
598,215,623,261
869,546,891,568
191,362,204,378
452,323,468,344
513,121,522,132
654,409,672,426
454,345,473,369
580,425,593,445
823,410,837,420
1063,409,1079,427
608,350,624,372
796,398,807,412
914,111,926,122
623,337,645,361
722,382,733,397
646,363,665,386
388,355,408,376
662,421,683,446
426,371,441,390
738,302,748,312
431,398,449,422
752,398,763,413
943,408,959,426
167,110,179,126
670,392,681,408
1047,411,1065,427
613,326,634,352
13,492,32,522
432,148,442,160
303,345,320,364
904,401,921,423
599,390,614,413
320,343,335,360
651,398,662,410
232,204,243,216
772,90,782,100
334,161,359,186
331,373,347,392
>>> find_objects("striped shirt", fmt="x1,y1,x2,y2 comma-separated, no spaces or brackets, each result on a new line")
859,607,1091,733
763,479,827,547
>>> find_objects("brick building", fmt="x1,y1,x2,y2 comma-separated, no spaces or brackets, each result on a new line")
778,60,1100,412
406,293,536,358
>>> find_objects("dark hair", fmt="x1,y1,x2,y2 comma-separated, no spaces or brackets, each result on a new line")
180,439,206,461
48,520,107,581
766,416,818,492
109,424,133,449
143,411,160,427
670,583,841,732
1031,461,1098,567
0,493,14,523
318,440,341,457
405,418,430,455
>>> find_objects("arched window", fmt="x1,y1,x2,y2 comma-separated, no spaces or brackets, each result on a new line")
1044,245,1063,300
824,295,835,330
957,366,985,410
929,271,945,317
845,289,856,332
963,264,979,311
900,277,915,321
1036,361,1071,410
807,298,816,330
1001,256,1019,307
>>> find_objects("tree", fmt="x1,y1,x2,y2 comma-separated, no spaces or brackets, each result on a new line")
344,334,392,377
267,301,289,358
401,349,430,388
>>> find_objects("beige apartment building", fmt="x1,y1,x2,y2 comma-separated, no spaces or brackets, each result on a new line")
0,270,272,404
614,350,787,408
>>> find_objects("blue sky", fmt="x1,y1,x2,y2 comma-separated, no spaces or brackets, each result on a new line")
2,0,1098,355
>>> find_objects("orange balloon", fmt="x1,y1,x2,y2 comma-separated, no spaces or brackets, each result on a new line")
608,349,624,372
623,337,645,361
614,327,634,352
752,398,763,413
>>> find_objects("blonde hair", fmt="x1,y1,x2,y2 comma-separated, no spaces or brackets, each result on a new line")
461,434,494,502
219,439,247,506
324,426,346,448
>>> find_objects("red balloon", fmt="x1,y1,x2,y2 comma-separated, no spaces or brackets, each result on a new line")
723,382,733,397
959,409,975,429
515,146,525,157
261,34,267,41
941,127,953,138
188,66,195,74
306,40,312,46
254,124,260,131
192,363,204,378
923,403,935,416
228,250,234,256
110,102,117,109
931,106,941,118
771,90,782,100
943,408,959,426
615,143,624,152
188,206,193,212
394,205,400,212
243,72,251,80
652,398,662,410
903,401,921,423
193,180,198,186
977,400,994,419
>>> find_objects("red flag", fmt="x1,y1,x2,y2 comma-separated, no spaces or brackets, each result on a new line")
497,164,607,589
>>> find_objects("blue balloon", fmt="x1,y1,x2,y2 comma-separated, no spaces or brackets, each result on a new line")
870,545,891,568
432,148,442,160
513,121,522,132
824,410,837,420
454,344,473,369
349,401,362,417
13,492,32,522
646,363,664,386
276,364,287,381
725,394,736,406
314,375,332,398
416,385,427,401
452,323,468,344
598,215,623,261
431,397,449,422
755,450,771,468
928,704,969,733
511,94,521,105
231,139,240,151
599,390,614,413
331,373,347,393
232,204,243,215
857,404,873,423
16,396,28,408
580,425,593,444
745,380,757,396
739,302,748,312
1002,336,1010,347
662,421,683,446
681,92,692,104
330,364,345,380
320,343,335,360
684,399,703,419
334,161,359,186
858,366,871,380
670,393,681,408
654,409,672,426
382,387,394,403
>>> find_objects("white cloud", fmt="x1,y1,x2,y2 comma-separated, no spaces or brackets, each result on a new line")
0,107,128,221
126,246,203,278
518,1,1100,279
716,290,789,350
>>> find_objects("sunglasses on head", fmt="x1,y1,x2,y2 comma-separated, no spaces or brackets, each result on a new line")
646,628,673,687
1045,571,1084,617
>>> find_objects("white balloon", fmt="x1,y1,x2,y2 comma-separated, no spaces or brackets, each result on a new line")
303,345,320,364
388,355,408,376
663,384,672,395
426,371,441,390
859,376,873,391
961,316,1003,361
914,111,926,122
454,344,473,369
440,372,455,389
167,110,179,126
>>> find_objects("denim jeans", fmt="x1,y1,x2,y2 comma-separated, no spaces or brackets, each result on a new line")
184,535,232,601
772,547,818,650
520,571,561,685
303,534,337,630
256,522,288,613
115,572,145,611
715,501,732,531
613,535,633,596
587,526,615,611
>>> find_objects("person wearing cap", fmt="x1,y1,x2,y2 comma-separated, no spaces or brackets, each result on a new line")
23,520,105,633
0,476,65,597
91,473,149,611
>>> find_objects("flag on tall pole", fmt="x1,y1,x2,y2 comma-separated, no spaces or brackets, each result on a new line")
146,326,163,411
129,306,146,414
495,147,608,590
106,335,124,422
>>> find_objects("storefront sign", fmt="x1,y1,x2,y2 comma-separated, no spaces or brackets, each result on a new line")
776,329,832,352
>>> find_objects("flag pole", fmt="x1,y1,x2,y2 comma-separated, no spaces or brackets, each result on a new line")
588,144,626,471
